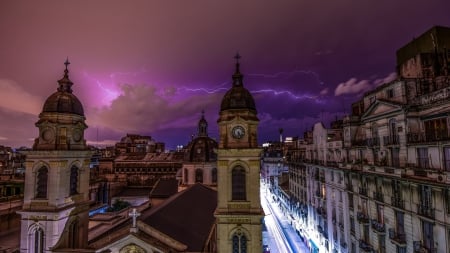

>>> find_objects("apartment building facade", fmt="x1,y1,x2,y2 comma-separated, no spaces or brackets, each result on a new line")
286,26,450,253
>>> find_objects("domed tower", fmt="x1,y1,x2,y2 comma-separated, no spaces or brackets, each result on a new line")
19,60,93,252
215,54,263,253
182,111,218,187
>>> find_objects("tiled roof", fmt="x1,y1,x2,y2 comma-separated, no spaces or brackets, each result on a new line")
150,178,178,198
141,184,217,251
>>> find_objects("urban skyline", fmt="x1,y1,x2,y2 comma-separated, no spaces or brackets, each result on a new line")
1,1,450,149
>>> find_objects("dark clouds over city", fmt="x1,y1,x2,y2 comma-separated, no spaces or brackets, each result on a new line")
1,1,450,149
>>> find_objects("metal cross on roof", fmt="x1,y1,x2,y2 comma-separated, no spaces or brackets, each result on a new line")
129,208,141,228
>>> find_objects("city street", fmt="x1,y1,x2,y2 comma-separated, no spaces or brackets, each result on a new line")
261,182,309,253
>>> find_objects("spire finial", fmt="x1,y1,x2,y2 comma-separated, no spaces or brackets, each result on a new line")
58,57,74,93
232,53,243,86
234,52,241,63
64,57,70,77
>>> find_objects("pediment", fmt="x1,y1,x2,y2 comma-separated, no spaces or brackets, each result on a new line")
95,234,165,253
361,100,403,121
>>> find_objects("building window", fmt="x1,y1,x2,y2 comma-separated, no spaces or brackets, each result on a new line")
212,168,217,184
195,169,203,183
68,220,79,248
397,246,406,253
34,227,44,253
70,166,78,195
36,167,48,199
417,148,429,169
232,231,247,253
386,88,394,98
424,118,448,141
232,166,246,200
444,147,450,172
422,221,434,250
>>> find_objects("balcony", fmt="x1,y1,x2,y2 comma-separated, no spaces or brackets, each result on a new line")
383,135,399,146
359,239,374,252
346,183,353,192
407,132,450,144
317,206,327,217
359,187,368,197
373,191,384,202
366,137,380,147
389,228,406,246
351,139,367,147
327,160,338,168
357,212,370,224
391,196,404,209
371,219,385,234
413,241,437,253
417,204,435,219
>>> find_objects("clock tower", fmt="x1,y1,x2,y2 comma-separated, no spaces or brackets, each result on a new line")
215,54,263,253
18,60,92,253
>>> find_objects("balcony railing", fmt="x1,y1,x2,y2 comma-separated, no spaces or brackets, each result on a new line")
366,137,380,147
417,204,435,219
388,228,406,246
373,191,384,202
359,187,368,197
359,239,374,252
346,183,353,191
317,206,327,216
413,241,437,253
407,132,450,143
391,196,404,209
371,219,385,234
383,135,399,145
357,212,370,224
326,161,338,168
351,139,367,146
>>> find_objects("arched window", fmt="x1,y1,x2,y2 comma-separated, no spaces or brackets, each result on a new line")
212,168,217,184
232,231,247,253
36,167,48,199
195,169,203,183
70,166,78,195
34,227,44,253
68,220,79,248
232,166,246,200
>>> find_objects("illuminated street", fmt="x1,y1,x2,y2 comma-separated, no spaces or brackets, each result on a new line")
261,182,309,253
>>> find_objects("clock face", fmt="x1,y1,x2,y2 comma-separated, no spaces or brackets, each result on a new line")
232,125,245,139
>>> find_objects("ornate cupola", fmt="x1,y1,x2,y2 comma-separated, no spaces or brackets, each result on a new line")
217,53,259,149
34,59,88,150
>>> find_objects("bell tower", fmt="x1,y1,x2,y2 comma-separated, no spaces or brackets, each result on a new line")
215,54,263,253
18,60,92,253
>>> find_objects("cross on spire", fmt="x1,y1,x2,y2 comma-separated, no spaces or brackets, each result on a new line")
234,52,241,63
64,57,70,71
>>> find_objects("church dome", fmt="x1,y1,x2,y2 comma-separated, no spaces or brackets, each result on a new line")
220,54,256,112
42,60,84,116
186,136,217,163
185,111,217,162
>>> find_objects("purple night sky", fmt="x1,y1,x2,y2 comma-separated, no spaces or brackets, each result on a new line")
1,1,450,149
